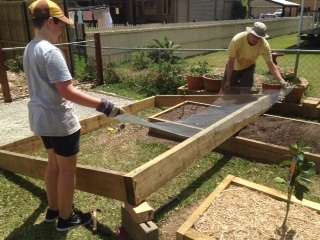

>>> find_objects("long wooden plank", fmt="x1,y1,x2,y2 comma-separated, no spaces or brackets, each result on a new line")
183,228,213,240
0,150,128,201
232,177,320,211
80,114,115,134
0,135,42,153
155,95,220,107
125,95,272,204
124,96,155,114
218,136,320,172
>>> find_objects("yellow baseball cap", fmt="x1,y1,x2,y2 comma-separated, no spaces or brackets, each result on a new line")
29,0,73,25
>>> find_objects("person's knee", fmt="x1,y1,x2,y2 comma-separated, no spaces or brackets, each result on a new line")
56,155,77,172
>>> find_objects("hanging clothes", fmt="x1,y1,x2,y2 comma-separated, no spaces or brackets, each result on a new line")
106,12,113,28
68,11,75,27
77,10,83,24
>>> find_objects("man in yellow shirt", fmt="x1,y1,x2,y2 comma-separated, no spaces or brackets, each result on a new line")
221,22,288,93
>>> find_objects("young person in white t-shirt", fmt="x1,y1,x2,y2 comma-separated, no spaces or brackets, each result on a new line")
23,0,124,232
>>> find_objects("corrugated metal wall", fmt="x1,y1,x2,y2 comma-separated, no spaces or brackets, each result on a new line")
177,0,188,22
189,0,215,22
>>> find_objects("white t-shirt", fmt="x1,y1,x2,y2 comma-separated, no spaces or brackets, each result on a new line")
23,40,80,136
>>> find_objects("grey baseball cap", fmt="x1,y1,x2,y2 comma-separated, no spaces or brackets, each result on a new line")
246,22,269,39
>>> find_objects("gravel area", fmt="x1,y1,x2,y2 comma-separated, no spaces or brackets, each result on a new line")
0,90,136,147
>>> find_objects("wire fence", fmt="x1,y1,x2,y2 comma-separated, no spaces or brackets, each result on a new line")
1,38,320,103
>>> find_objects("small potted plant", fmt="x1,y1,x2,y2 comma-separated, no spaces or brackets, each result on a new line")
280,68,308,104
261,73,282,91
186,61,210,90
203,69,224,92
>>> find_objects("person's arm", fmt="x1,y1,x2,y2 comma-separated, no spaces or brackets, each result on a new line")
55,80,100,108
55,80,124,117
224,57,235,90
266,60,288,87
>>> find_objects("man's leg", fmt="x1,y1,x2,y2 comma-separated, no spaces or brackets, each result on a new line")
239,64,255,88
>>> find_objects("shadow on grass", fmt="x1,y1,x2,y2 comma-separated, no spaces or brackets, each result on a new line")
154,153,232,219
277,39,320,50
2,171,118,240
299,39,320,50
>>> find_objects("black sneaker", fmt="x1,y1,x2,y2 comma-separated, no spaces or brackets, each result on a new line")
45,208,59,222
45,204,75,223
56,211,92,232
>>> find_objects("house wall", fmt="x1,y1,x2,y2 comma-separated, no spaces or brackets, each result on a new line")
122,0,237,24
295,0,320,11
249,0,301,17
175,0,234,22
177,0,188,22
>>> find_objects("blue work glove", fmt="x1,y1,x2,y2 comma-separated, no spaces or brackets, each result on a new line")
96,98,125,117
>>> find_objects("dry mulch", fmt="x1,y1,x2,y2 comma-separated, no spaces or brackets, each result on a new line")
195,185,320,239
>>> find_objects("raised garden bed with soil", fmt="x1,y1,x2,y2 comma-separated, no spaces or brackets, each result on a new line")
148,101,320,172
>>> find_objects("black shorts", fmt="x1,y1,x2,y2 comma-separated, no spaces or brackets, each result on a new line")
41,130,81,157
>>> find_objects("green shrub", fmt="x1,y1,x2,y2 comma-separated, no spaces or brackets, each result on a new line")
188,60,211,76
136,61,186,96
81,56,97,82
5,55,24,73
103,62,121,84
131,36,182,71
147,36,181,64
132,50,152,70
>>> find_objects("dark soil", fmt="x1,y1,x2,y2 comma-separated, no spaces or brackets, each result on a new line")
236,114,320,154
155,103,320,154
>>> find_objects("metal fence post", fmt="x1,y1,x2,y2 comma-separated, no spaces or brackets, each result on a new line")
294,49,300,77
94,33,104,85
0,42,12,103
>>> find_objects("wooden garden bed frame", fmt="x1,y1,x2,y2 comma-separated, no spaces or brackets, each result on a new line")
176,174,320,240
2,94,320,239
148,105,320,173
0,94,276,205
